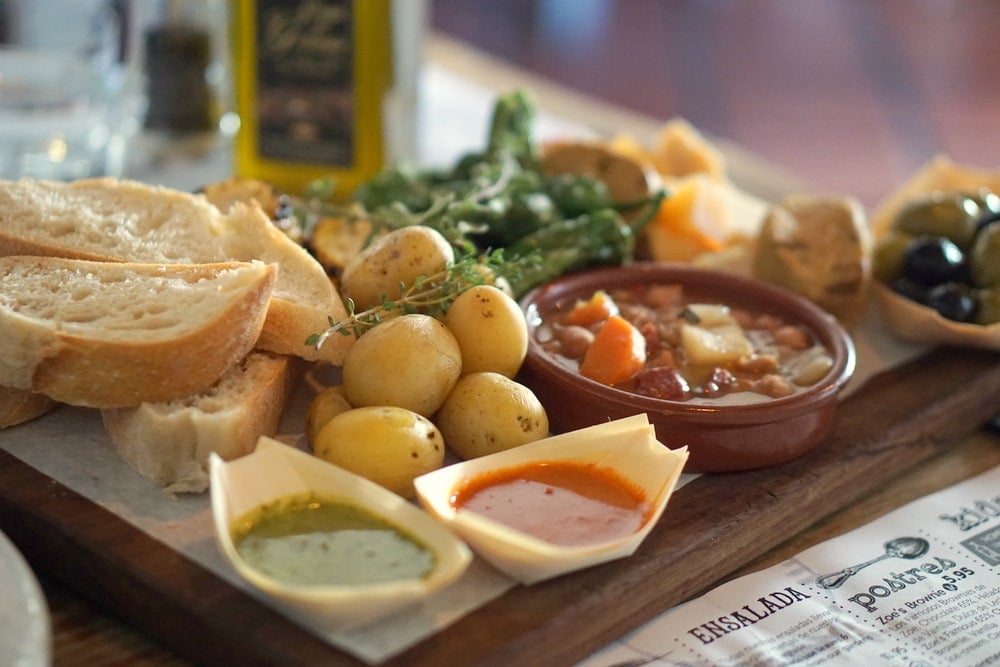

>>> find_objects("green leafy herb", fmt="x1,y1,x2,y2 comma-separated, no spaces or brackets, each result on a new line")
680,307,701,324
299,89,669,349
305,250,529,350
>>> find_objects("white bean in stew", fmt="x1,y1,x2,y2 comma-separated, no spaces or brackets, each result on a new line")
536,285,834,404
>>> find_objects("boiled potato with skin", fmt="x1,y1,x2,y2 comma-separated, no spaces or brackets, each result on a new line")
444,284,528,377
305,385,353,446
340,226,455,311
436,372,549,459
343,313,462,417
313,406,445,498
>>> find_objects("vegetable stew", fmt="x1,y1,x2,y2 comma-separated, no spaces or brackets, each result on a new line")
536,284,835,404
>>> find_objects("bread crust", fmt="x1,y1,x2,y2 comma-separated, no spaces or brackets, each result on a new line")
0,385,56,428
221,202,354,362
0,178,354,364
0,257,277,408
101,352,303,493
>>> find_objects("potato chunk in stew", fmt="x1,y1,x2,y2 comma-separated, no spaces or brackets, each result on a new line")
679,304,754,366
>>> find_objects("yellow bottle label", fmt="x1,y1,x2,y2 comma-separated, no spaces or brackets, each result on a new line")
232,0,392,199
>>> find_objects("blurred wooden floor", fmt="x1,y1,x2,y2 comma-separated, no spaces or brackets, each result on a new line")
432,0,1000,208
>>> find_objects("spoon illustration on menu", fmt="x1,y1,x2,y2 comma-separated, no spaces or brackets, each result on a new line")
815,537,930,589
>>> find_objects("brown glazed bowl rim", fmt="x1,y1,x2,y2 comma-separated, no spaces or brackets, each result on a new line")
519,262,856,427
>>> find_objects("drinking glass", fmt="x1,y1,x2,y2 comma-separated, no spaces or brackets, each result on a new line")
0,0,142,180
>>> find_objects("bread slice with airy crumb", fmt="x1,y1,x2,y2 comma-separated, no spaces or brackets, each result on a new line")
0,385,56,428
101,351,302,493
0,256,277,408
0,177,353,363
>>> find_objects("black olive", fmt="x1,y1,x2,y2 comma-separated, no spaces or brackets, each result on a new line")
890,276,927,304
925,282,977,322
987,412,1000,434
274,194,296,221
902,236,967,287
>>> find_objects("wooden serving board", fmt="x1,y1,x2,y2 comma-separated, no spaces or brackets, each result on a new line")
1,345,998,666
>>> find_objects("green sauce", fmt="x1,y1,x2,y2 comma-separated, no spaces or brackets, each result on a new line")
232,493,435,587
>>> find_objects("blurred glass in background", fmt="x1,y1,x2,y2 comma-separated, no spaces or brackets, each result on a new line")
0,0,143,180
138,0,235,162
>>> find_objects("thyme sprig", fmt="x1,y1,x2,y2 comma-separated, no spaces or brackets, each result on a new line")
306,249,530,350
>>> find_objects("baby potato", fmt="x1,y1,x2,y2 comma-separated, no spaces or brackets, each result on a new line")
436,372,549,459
343,313,462,416
340,226,455,311
444,284,528,377
313,406,445,498
305,385,353,446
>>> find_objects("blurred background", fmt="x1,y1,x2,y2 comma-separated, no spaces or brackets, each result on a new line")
431,0,1000,208
1,0,997,209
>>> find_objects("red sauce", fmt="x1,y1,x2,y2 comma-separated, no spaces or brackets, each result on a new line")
450,461,650,547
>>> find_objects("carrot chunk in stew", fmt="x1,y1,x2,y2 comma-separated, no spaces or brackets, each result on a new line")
579,315,647,385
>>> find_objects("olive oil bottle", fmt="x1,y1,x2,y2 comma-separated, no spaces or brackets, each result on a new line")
231,0,406,199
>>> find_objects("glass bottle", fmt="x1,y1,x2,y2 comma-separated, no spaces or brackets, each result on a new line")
230,0,420,200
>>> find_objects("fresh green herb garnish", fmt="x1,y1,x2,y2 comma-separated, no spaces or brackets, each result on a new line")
305,250,532,350
680,307,701,324
302,89,667,349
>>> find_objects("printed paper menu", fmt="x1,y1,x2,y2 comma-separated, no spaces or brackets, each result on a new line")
582,466,1000,667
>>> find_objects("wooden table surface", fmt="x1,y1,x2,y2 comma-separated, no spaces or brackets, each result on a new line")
20,3,1000,665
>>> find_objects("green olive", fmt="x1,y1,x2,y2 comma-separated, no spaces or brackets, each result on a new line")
893,191,981,249
970,222,1000,287
974,287,1000,325
873,230,914,283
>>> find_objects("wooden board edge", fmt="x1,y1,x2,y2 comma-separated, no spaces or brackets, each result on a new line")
387,346,1000,665
0,451,362,667
0,346,996,666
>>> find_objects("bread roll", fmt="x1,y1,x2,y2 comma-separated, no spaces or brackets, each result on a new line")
752,195,872,327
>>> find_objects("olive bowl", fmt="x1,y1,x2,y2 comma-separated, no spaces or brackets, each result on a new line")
873,281,1000,351
867,154,1000,350
517,263,856,473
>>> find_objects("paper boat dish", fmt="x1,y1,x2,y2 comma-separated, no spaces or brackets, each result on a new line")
210,436,473,629
413,415,688,585
873,281,1000,351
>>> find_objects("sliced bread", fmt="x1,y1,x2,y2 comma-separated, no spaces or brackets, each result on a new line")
101,351,302,494
0,177,353,363
0,385,56,428
0,256,276,408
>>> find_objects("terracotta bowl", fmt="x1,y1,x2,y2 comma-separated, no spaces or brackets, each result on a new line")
517,263,856,473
